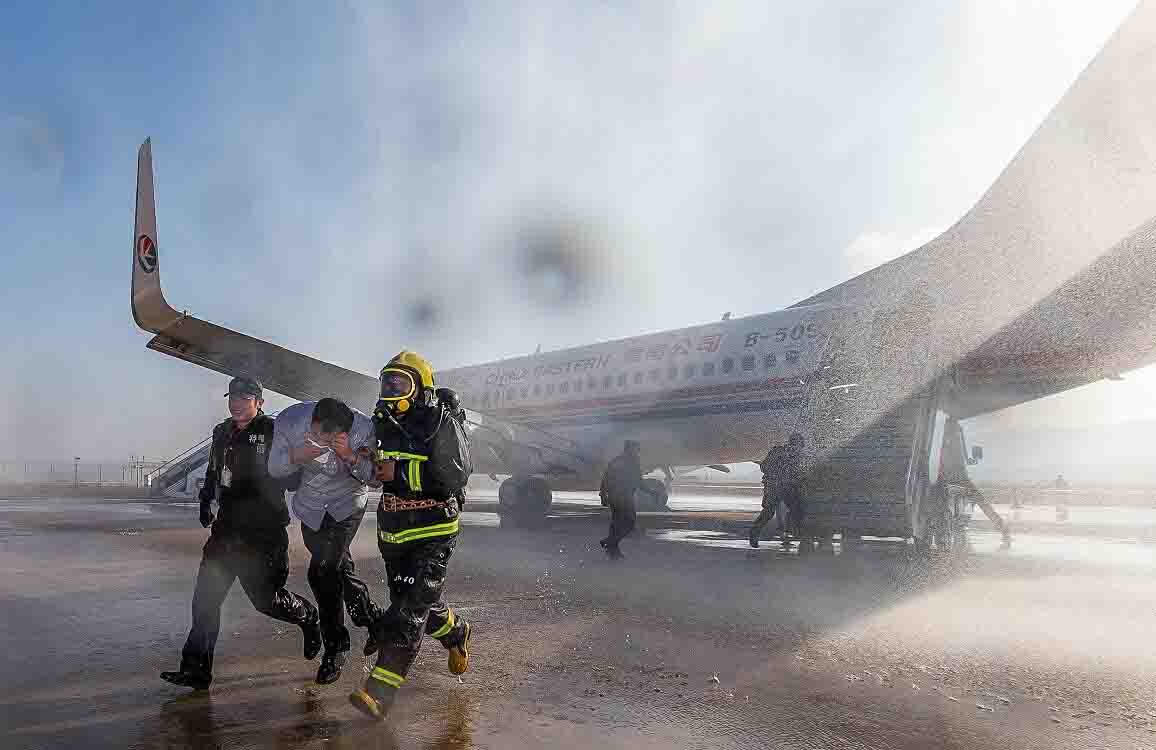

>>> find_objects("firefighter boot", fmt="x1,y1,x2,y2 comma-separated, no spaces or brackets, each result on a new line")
349,667,403,722
447,621,471,676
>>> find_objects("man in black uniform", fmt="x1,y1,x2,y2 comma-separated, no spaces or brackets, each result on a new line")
599,440,644,560
781,433,807,544
349,352,473,722
748,443,786,548
160,377,321,690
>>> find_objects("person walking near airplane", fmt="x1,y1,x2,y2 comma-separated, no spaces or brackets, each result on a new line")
599,440,645,559
349,351,474,722
160,377,321,691
268,397,384,685
749,442,787,548
781,433,808,545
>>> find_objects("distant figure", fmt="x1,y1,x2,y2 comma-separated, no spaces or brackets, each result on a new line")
599,441,644,559
748,444,784,548
160,377,321,691
1054,474,1069,490
782,434,808,544
749,434,806,548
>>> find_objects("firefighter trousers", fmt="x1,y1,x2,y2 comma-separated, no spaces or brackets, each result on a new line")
364,532,469,700
180,525,317,678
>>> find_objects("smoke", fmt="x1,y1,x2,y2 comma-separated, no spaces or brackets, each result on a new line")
0,1,1143,462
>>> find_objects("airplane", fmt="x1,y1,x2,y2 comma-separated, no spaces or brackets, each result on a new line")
132,3,1156,549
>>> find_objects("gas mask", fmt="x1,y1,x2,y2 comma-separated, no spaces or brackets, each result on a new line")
377,367,418,417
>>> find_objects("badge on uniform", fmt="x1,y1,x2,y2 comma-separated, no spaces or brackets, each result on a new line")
221,466,232,488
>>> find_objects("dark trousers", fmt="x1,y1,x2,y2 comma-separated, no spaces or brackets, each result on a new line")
180,525,316,679
782,485,805,536
365,534,469,698
750,484,804,539
300,509,382,653
749,485,778,540
602,496,637,551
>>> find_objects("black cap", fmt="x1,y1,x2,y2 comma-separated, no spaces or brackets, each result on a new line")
225,376,263,400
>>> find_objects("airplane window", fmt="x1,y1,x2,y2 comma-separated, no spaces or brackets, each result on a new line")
587,376,597,390
506,388,515,400
648,369,660,382
546,383,555,395
764,353,777,369
722,357,734,374
683,364,697,379
617,374,627,387
533,384,541,396
560,381,570,394
668,366,678,380
702,361,715,376
574,379,583,392
742,355,755,371
604,375,614,389
633,372,644,385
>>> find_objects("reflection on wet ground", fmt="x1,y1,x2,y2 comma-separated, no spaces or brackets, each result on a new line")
3,495,1156,748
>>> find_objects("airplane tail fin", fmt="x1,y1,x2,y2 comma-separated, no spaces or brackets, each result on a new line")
131,138,181,333
796,0,1156,358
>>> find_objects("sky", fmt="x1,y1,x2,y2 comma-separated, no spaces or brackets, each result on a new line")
0,0,1150,479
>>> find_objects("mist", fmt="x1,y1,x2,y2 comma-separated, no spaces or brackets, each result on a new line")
0,1,1144,467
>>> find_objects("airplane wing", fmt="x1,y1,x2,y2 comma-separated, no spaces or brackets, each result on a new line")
132,138,597,479
131,139,379,407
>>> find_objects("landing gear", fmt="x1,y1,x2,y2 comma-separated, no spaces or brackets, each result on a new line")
498,476,552,527
635,478,670,512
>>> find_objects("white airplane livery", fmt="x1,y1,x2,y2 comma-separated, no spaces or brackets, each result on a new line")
133,4,1156,546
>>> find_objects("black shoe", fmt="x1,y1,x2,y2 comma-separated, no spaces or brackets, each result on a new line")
748,528,760,549
363,630,379,657
316,650,347,685
160,669,211,690
301,620,323,661
605,545,624,560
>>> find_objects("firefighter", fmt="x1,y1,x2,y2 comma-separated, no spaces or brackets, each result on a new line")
349,352,474,722
599,440,644,559
161,377,321,690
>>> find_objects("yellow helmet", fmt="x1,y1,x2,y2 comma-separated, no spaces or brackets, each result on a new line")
378,351,435,415
387,351,435,388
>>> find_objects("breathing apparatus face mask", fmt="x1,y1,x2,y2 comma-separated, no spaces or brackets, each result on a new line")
378,368,418,416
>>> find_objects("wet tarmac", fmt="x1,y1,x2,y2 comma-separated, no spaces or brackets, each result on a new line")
2,495,1155,749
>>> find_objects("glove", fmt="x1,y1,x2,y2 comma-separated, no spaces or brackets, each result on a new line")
199,501,215,529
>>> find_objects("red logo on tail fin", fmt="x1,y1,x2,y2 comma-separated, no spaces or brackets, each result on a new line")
137,234,157,274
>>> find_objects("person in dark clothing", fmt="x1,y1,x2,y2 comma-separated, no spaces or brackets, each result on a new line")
748,444,785,548
599,440,644,559
781,433,807,542
349,351,474,722
749,434,806,549
161,377,321,691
